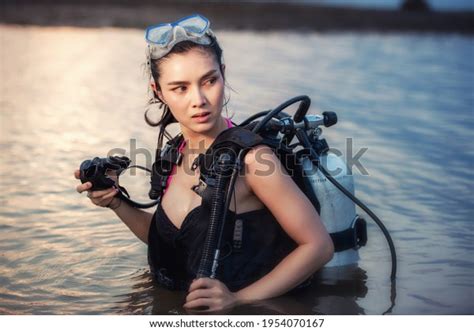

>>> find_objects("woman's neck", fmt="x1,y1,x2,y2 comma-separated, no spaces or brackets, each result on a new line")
180,116,228,154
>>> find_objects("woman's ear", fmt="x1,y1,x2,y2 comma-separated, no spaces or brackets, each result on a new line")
221,64,226,76
157,91,165,104
151,81,165,103
150,81,158,94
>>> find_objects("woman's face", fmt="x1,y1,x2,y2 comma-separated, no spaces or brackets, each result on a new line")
155,48,225,135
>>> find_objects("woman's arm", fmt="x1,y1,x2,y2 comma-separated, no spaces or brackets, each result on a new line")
108,197,154,244
184,145,334,311
235,145,334,302
74,170,153,244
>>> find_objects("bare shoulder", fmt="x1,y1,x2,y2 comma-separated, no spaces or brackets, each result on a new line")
243,144,288,186
242,144,326,245
244,144,279,169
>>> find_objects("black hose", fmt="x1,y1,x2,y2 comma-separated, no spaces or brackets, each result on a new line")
252,96,310,133
294,129,397,280
211,150,246,278
294,127,398,311
116,192,159,209
114,165,160,209
383,279,397,315
318,164,397,281
240,110,291,127
196,154,234,278
239,110,272,127
247,96,397,281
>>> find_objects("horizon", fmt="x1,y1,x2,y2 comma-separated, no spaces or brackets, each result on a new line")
234,0,474,11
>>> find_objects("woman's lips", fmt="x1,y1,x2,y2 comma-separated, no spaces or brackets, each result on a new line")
192,112,211,123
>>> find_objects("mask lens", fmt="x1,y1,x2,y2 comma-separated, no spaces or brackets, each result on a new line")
147,25,172,45
179,15,208,35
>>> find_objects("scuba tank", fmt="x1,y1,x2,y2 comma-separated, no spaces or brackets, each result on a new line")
297,113,366,267
302,154,361,267
240,96,393,276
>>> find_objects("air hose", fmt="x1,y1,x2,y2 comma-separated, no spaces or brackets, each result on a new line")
319,164,397,280
251,95,310,134
252,100,398,311
248,96,397,281
115,165,160,209
211,149,247,277
196,153,235,278
295,129,397,281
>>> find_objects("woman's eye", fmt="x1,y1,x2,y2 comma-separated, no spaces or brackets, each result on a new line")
206,77,217,85
174,86,187,93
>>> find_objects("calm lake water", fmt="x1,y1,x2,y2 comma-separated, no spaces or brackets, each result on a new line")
0,25,473,315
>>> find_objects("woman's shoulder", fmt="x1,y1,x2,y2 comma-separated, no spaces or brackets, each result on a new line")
244,144,276,166
243,144,285,182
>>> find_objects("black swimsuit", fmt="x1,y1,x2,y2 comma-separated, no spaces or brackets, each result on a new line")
147,203,297,291
147,119,297,291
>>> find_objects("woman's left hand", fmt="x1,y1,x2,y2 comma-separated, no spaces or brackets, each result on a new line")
184,278,239,313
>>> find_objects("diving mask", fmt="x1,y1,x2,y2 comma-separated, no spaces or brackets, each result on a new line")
145,14,215,60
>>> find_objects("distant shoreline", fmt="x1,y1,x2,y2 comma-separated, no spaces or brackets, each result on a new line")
1,1,473,33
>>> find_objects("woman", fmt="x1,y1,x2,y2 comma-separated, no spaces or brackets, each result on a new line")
74,14,334,313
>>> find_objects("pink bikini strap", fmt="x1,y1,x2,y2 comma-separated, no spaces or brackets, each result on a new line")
225,117,234,128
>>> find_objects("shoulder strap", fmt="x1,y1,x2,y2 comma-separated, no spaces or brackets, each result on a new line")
194,126,264,177
148,134,184,201
192,126,263,227
193,127,265,278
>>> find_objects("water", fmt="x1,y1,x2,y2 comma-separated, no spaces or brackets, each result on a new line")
0,25,473,315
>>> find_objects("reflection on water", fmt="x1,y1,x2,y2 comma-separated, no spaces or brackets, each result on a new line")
111,267,369,315
0,25,473,314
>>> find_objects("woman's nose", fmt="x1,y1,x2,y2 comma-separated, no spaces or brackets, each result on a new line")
191,86,207,108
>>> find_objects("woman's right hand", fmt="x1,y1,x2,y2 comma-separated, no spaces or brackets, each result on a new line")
74,169,119,208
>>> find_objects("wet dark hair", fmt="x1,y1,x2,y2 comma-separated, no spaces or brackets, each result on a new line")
145,35,226,151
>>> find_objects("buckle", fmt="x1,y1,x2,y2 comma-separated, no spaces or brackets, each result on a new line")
191,179,207,196
191,156,200,171
351,215,367,250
